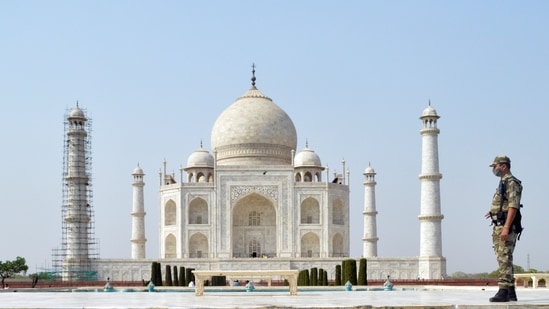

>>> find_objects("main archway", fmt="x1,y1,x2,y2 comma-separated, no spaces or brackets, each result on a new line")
232,193,276,258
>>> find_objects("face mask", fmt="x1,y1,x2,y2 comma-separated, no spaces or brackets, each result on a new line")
492,167,502,177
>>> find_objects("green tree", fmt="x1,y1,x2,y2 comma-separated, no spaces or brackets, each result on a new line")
150,262,163,286
514,265,525,273
165,265,173,286
342,259,357,285
185,268,194,286
297,269,310,286
318,268,324,286
335,264,342,285
0,256,29,288
178,266,185,286
172,266,178,286
310,267,318,286
211,276,226,286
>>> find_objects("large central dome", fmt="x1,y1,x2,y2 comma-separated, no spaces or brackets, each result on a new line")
211,83,297,166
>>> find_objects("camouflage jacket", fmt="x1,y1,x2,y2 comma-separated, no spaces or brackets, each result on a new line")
490,173,522,215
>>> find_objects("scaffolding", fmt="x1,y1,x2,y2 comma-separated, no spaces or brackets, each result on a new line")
52,105,99,281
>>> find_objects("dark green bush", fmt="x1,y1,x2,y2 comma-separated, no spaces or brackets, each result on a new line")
358,258,367,285
151,262,163,286
185,268,194,286
178,267,185,286
335,264,342,285
298,269,310,286
211,276,226,286
342,259,357,285
310,267,318,286
165,265,173,286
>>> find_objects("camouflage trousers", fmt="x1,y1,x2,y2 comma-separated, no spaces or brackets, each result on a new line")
492,226,517,288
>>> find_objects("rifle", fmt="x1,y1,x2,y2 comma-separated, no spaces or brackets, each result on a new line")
493,178,524,240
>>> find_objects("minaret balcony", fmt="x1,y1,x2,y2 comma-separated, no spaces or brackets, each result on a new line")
417,214,444,221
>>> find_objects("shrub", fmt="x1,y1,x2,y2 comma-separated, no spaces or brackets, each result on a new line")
185,268,194,286
342,259,357,285
310,267,318,286
165,265,173,286
298,269,310,286
151,262,162,286
358,258,367,285
178,267,185,286
211,276,226,286
173,266,178,286
335,264,342,286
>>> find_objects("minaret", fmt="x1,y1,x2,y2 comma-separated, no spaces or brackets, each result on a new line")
418,102,446,279
131,164,147,259
362,164,378,257
62,103,93,281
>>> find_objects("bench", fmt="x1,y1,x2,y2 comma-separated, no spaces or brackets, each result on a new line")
514,273,549,288
191,270,299,296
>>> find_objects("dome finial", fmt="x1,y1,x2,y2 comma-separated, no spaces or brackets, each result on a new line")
200,139,203,148
251,63,256,87
305,138,309,148
76,100,79,107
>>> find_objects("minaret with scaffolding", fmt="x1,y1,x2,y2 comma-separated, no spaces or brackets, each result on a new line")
53,103,99,281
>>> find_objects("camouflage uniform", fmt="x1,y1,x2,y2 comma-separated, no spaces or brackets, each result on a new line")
490,173,522,289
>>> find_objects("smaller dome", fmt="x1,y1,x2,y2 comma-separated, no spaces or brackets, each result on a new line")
421,103,439,118
69,106,86,120
294,147,322,168
187,147,214,168
364,165,375,174
132,165,144,175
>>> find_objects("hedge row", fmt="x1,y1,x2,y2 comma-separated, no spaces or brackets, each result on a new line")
150,258,368,287
298,258,367,286
149,262,195,286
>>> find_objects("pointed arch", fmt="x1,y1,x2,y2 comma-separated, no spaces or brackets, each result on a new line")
332,199,344,225
196,172,206,183
189,197,208,224
164,234,176,258
165,200,176,226
189,232,208,258
314,171,322,182
300,197,320,224
332,233,344,257
232,193,276,258
300,232,320,257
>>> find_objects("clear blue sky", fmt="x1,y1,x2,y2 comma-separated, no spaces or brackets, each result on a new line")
1,1,548,275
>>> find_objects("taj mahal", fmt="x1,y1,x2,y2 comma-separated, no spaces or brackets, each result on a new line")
56,68,446,282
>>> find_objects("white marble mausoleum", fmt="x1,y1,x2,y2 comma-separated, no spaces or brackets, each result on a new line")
63,70,446,282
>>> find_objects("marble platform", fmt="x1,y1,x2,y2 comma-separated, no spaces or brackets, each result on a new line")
1,286,549,308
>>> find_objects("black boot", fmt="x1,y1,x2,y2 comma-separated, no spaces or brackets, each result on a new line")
508,286,518,301
489,288,509,302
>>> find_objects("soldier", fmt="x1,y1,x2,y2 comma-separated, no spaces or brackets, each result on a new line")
485,155,522,302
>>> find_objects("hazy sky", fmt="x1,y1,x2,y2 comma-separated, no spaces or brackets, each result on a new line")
1,1,548,276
